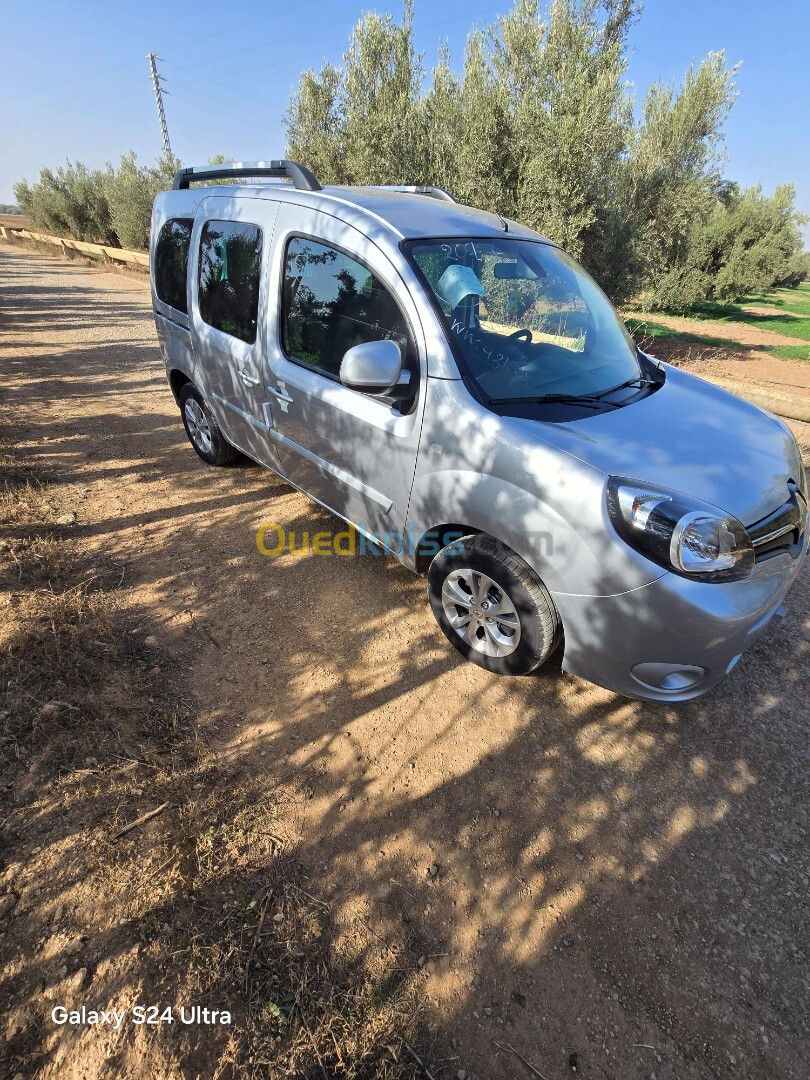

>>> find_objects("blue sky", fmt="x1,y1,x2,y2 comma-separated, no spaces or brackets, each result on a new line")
3,1,808,244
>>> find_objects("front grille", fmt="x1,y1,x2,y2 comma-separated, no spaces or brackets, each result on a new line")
748,481,807,561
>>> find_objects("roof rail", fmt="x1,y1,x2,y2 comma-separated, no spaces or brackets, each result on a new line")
172,160,321,192
370,184,457,203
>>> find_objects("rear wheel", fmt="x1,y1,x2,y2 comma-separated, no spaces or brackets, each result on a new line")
179,384,237,466
428,533,561,675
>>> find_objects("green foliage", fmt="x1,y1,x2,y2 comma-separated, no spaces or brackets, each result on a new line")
342,0,426,184
14,151,181,250
642,182,808,311
618,52,737,304
683,293,810,341
14,161,116,244
284,64,346,183
285,0,426,185
105,151,181,250
753,280,810,316
506,0,636,262
768,344,810,362
284,0,807,306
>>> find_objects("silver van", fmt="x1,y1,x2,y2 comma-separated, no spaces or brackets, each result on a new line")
150,160,807,701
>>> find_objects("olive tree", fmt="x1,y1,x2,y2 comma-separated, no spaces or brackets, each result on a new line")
283,0,809,304
14,161,115,244
105,151,181,250
285,0,426,186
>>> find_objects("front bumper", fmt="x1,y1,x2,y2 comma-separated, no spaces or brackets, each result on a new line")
555,534,808,702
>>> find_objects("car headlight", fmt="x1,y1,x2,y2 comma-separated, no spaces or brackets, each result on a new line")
607,477,755,582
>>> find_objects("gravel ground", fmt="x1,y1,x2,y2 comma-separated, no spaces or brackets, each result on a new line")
1,243,809,1079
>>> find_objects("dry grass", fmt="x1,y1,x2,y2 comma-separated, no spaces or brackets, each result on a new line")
0,433,431,1079
0,477,56,527
184,858,426,1079
633,329,720,367
6,581,112,693
2,535,79,588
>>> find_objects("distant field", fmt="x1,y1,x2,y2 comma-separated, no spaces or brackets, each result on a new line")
0,213,30,230
625,282,810,362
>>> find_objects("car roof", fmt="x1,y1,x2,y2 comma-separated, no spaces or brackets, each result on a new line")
156,180,551,245
324,185,546,242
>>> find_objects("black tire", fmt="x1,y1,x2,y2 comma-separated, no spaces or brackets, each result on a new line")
179,384,237,466
428,533,561,675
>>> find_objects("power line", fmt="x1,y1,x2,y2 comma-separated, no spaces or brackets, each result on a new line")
162,2,505,109
167,86,273,129
7,3,506,139
10,72,149,125
163,46,348,108
163,3,504,83
161,12,355,77
1,0,326,105
148,0,332,63
3,58,143,106
4,0,498,113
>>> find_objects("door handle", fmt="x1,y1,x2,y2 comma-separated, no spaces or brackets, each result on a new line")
239,369,260,386
267,384,294,404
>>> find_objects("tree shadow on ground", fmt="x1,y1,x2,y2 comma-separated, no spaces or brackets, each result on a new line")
1,243,808,1080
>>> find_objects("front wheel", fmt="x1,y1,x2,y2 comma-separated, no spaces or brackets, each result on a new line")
179,384,237,466
428,534,561,675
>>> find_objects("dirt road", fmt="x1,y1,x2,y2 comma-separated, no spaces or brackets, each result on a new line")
2,243,809,1079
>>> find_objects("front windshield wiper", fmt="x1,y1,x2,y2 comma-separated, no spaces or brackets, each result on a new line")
489,374,659,409
597,375,657,397
488,392,622,409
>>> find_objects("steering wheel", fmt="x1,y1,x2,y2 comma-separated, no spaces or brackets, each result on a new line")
507,328,532,346
498,327,533,367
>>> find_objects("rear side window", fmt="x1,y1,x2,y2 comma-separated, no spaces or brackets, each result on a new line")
155,218,193,313
282,236,411,379
198,220,263,344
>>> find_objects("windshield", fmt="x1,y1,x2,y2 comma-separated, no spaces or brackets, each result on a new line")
406,238,641,403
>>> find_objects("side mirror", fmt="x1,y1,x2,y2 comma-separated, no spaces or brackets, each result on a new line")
340,339,410,397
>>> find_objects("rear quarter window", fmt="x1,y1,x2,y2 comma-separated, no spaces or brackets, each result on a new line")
154,218,193,313
198,220,263,344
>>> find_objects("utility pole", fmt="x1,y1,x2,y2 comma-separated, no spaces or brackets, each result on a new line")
147,53,172,157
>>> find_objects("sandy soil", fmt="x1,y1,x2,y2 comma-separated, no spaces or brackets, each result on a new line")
740,305,804,320
643,336,810,425
2,243,809,1079
637,310,809,348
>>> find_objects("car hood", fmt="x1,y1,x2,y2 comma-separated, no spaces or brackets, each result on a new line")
505,365,803,525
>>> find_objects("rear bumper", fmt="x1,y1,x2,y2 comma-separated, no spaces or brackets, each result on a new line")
555,534,807,702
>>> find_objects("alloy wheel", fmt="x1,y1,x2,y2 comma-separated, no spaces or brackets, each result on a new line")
441,568,522,657
184,398,213,455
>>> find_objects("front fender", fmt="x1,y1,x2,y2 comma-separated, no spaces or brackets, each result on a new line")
405,467,661,597
404,378,663,596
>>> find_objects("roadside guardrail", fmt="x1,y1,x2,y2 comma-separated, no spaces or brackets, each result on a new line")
0,225,148,267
